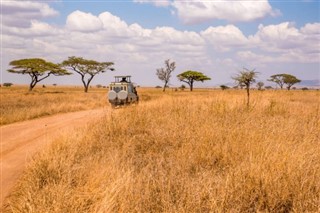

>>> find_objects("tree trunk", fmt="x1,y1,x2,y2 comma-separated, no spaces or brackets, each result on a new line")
84,85,88,93
81,75,90,93
29,81,36,91
29,76,37,91
163,82,167,92
190,79,194,91
246,86,250,107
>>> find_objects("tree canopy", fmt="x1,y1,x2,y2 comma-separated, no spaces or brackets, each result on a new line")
268,74,301,90
283,74,301,90
268,74,286,89
61,56,114,92
177,70,211,91
7,58,70,91
156,59,176,92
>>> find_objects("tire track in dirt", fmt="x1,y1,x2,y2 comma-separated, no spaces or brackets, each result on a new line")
0,108,108,208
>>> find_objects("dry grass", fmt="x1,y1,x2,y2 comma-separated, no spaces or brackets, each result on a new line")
4,89,320,212
0,86,107,125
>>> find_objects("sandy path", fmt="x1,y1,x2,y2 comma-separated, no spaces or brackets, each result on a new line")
0,108,108,207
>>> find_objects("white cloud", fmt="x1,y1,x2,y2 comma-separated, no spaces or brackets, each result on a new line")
172,0,275,24
301,23,320,35
1,0,59,27
133,0,171,7
2,6,319,86
151,27,205,45
201,25,249,51
2,20,60,37
132,0,278,24
251,22,320,62
66,11,103,32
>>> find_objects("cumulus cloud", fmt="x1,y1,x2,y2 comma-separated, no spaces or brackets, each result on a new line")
1,0,59,27
301,23,320,34
3,20,61,37
2,6,319,86
66,11,103,32
250,22,320,62
172,0,275,24
201,25,249,51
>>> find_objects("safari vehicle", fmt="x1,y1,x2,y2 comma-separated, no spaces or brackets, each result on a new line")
108,76,139,107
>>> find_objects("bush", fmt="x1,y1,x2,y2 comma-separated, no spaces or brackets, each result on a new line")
3,83,13,87
180,84,186,91
220,85,229,90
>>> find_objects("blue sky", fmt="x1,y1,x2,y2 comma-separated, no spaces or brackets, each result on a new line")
1,0,320,87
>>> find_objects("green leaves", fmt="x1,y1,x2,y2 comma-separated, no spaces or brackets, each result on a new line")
8,58,69,76
177,70,211,91
61,56,114,92
61,56,114,76
268,74,301,90
177,70,211,82
7,58,71,91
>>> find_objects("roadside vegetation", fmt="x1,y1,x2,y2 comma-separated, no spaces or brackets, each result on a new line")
0,86,106,126
4,89,319,212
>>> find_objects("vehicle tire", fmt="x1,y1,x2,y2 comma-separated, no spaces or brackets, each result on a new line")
108,90,117,100
118,90,128,100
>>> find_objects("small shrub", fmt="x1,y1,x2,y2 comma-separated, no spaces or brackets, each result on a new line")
220,85,229,90
180,84,186,91
3,83,13,87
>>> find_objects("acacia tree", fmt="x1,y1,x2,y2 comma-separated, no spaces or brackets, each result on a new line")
156,59,176,92
232,68,258,107
61,56,114,92
177,70,211,91
7,58,70,91
268,74,301,90
268,74,285,89
283,74,301,90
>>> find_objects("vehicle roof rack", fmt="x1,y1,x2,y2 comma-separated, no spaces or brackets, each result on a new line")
113,76,131,83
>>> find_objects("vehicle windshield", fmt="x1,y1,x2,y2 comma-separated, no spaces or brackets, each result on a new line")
111,85,128,93
112,86,121,93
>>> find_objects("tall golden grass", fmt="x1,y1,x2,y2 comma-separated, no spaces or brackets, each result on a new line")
4,89,320,212
0,86,107,125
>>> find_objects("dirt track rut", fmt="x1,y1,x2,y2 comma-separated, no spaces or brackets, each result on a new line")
0,108,107,207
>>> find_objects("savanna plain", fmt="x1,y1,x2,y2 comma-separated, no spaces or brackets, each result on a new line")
1,86,319,212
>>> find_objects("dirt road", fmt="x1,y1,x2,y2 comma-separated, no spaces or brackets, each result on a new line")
0,108,107,207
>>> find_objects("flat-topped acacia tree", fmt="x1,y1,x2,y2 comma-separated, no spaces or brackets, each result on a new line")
177,70,211,91
268,74,301,90
7,58,71,91
61,56,114,93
